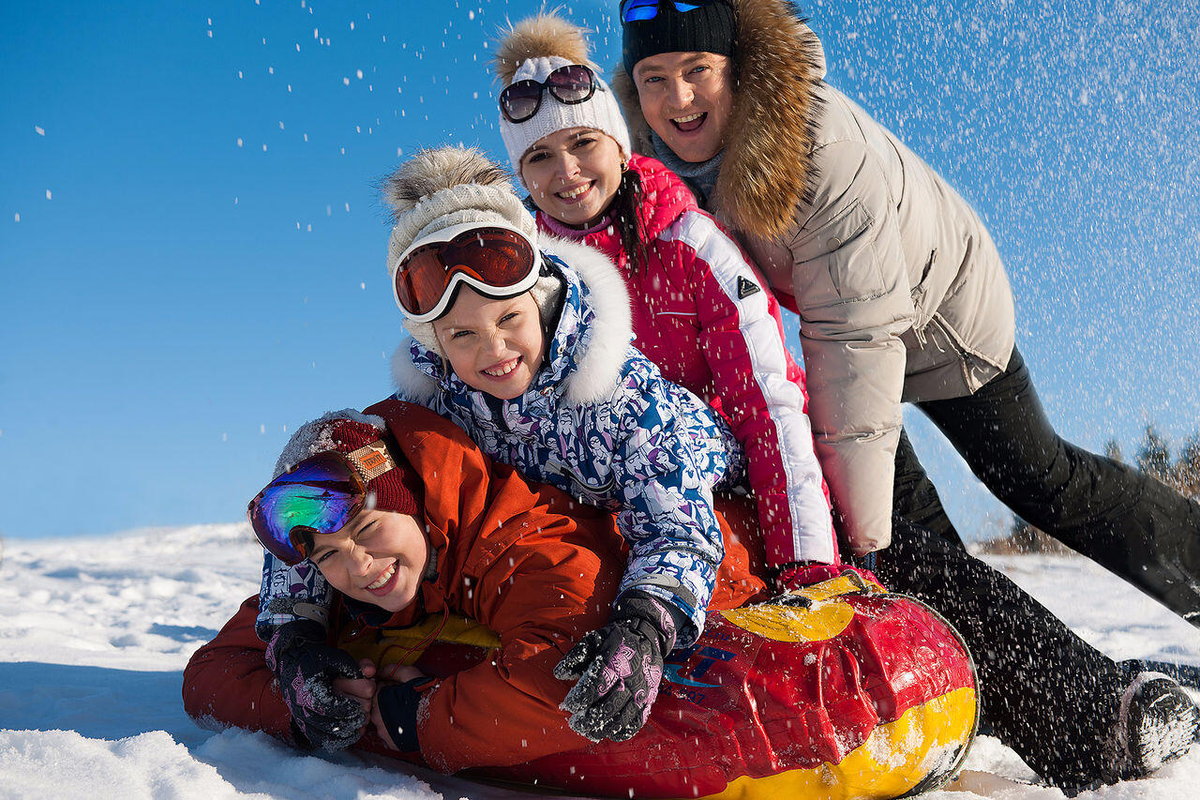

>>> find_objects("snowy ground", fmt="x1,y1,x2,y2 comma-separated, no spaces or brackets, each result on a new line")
2,524,1199,799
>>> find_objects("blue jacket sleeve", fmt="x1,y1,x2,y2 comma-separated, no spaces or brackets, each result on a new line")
254,551,337,641
600,366,729,647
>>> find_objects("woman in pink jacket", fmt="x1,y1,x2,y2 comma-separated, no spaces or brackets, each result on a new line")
494,13,842,590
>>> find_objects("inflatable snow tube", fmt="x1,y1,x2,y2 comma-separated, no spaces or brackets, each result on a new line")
356,572,978,799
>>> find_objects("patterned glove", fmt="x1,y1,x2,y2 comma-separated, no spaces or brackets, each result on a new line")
773,561,885,594
265,619,367,750
554,591,676,742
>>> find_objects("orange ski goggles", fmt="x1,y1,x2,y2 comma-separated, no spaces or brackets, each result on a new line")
391,222,541,322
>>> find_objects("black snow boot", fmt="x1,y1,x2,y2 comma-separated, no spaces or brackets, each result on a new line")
1118,672,1199,777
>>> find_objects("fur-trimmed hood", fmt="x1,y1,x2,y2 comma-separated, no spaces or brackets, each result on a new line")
613,0,827,240
390,235,634,408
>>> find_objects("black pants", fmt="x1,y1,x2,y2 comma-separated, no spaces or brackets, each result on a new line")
894,346,1200,623
866,518,1125,791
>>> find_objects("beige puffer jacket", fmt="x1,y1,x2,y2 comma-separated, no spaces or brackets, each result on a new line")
614,0,1015,555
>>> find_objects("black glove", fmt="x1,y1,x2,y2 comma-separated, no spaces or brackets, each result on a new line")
375,676,436,752
553,591,677,742
265,619,367,750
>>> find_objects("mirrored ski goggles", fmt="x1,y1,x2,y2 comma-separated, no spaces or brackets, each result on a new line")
392,222,541,323
248,452,366,566
499,63,598,123
620,0,722,22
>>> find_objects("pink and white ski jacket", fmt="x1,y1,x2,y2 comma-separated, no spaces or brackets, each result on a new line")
537,154,837,567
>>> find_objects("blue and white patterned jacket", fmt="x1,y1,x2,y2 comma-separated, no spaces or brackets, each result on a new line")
256,236,743,646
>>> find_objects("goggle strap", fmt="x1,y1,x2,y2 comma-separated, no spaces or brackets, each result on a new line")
345,440,394,482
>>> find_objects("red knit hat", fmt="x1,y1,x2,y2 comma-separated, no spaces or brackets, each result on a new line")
274,409,423,517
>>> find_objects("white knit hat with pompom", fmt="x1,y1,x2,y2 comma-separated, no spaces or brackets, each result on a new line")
493,12,631,184
381,145,562,355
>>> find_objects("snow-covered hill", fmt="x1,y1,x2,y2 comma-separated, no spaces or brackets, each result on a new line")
2,524,1199,799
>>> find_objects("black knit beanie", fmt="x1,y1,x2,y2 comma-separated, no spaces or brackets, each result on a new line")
621,0,737,75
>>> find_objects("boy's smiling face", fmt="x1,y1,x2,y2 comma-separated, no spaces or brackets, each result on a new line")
309,509,430,613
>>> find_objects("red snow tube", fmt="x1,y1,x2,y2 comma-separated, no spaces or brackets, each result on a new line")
369,573,979,799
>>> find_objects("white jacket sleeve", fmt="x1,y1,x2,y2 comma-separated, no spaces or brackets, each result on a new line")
787,139,915,555
674,211,837,566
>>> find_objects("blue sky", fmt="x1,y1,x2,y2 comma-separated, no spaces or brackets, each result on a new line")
3,0,1198,540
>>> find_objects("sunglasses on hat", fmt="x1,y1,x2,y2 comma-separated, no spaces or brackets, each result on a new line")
500,63,598,124
392,222,542,323
248,450,378,566
620,0,722,23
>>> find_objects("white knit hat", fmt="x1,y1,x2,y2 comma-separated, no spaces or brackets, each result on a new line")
494,14,632,184
381,145,562,355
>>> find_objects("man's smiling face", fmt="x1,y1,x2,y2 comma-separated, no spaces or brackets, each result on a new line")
632,51,735,163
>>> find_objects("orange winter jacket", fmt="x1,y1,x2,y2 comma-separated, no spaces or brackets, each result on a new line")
361,396,627,771
184,398,764,774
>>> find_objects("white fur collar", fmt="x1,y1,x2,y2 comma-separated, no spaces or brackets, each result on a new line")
390,343,440,404
541,234,633,405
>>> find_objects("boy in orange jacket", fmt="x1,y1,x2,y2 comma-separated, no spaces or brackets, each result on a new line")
183,397,976,797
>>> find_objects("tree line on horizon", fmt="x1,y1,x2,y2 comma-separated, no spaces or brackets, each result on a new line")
980,425,1200,555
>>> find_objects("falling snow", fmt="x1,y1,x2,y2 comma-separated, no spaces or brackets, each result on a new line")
4,1,1199,793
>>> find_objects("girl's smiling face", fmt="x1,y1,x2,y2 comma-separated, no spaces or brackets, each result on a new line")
432,287,547,400
308,509,430,614
521,127,625,229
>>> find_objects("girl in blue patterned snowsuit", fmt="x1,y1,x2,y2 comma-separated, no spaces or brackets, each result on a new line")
389,230,738,644
256,145,746,745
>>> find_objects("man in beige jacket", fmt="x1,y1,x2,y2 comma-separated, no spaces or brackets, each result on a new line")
613,0,1199,615
612,0,1200,792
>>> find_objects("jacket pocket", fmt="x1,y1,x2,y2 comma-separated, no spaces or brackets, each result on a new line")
910,248,937,328
792,200,885,307
650,301,699,326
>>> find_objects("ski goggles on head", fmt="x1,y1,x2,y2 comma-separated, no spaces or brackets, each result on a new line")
620,0,723,22
392,222,542,323
247,451,367,566
499,63,598,123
